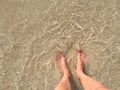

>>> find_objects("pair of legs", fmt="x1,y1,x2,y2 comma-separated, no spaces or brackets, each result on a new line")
55,50,109,90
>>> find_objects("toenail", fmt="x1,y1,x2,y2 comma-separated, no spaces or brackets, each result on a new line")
78,50,82,53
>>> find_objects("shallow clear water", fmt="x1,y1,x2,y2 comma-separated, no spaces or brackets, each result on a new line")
0,0,120,90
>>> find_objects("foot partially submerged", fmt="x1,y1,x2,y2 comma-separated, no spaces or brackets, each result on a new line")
55,53,72,90
76,50,109,90
56,52,71,78
76,50,87,78
55,51,109,90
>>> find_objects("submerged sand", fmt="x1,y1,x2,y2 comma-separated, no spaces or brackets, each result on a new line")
0,0,120,90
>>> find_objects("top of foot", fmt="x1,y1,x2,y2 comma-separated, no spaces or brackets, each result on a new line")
55,52,71,76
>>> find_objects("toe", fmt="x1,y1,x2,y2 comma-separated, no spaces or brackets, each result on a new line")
60,54,66,66
77,50,82,64
81,52,86,59
81,52,87,64
77,50,82,61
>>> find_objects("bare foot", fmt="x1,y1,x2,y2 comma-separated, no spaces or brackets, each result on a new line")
56,52,71,77
76,50,87,78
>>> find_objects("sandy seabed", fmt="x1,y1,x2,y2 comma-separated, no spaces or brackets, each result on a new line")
0,0,120,90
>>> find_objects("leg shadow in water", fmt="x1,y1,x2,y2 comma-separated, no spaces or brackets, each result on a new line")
71,74,83,90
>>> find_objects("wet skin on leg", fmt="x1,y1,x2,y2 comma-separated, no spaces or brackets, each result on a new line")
55,53,72,90
55,51,109,90
76,50,109,90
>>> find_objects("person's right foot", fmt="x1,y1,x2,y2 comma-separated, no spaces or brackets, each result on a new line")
76,50,87,78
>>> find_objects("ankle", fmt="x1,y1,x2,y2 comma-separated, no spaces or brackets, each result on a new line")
63,72,72,80
62,76,71,83
77,71,87,79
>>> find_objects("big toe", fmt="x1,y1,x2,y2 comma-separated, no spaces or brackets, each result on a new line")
77,50,83,64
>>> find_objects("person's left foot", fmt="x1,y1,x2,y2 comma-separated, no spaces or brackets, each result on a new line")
55,52,71,77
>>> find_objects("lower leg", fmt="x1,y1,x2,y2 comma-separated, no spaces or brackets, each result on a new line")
78,72,108,90
55,53,72,90
76,50,109,90
55,75,72,90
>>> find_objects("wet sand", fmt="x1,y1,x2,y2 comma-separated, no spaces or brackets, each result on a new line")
0,0,120,90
